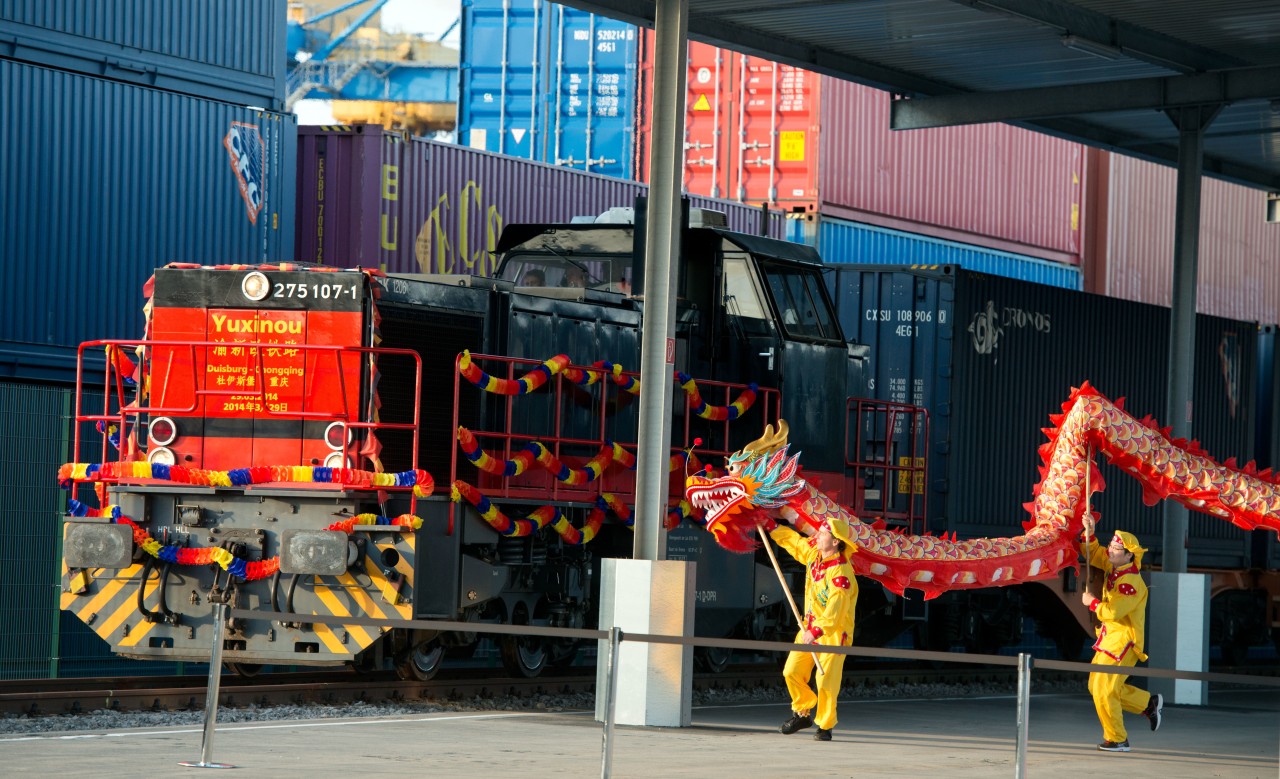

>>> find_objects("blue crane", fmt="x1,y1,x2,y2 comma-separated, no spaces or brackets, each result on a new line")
286,0,458,114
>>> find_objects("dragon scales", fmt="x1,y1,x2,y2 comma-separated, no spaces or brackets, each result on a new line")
685,383,1280,599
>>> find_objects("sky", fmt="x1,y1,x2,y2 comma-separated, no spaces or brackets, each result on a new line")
293,0,461,126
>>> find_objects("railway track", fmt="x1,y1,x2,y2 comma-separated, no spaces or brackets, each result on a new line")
4,662,1274,720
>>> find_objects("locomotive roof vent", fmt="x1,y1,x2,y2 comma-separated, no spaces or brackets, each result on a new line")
578,206,728,229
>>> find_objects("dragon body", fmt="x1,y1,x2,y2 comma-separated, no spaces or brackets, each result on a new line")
685,383,1280,600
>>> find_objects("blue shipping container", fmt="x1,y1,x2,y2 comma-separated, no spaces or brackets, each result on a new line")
0,60,297,384
0,0,286,110
459,0,639,180
787,215,1081,290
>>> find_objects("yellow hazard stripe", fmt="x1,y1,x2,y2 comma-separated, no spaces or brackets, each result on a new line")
60,566,101,609
71,564,141,621
312,578,375,648
310,619,348,654
115,573,162,648
356,559,412,618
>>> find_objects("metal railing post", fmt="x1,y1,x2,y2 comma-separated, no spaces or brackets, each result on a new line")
1014,652,1032,778
600,625,622,779
179,601,234,769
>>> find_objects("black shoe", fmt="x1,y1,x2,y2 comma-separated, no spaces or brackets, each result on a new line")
779,713,813,735
814,728,832,741
1145,693,1163,732
1097,740,1130,752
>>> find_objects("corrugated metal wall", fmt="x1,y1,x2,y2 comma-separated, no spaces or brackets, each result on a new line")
1100,152,1280,324
817,78,1085,264
0,0,285,109
295,125,785,275
791,216,1082,289
0,381,186,679
458,0,640,179
0,60,297,383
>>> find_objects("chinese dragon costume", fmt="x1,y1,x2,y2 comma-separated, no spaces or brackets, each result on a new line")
685,382,1280,598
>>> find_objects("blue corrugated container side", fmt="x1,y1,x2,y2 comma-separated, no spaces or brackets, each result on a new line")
0,1,285,110
459,0,639,180
789,215,1082,290
0,61,297,384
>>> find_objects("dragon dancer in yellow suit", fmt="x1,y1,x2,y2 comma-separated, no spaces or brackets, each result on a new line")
762,515,858,742
1080,515,1164,752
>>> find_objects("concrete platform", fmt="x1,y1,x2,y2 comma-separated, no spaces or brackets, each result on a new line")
2,688,1275,778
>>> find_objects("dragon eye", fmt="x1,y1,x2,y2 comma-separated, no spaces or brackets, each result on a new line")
727,462,741,475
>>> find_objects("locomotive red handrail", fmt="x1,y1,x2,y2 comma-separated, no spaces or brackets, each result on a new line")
72,338,423,509
844,397,929,536
447,352,780,534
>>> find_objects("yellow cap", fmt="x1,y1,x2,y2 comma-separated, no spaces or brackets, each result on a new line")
1113,530,1147,569
825,518,854,547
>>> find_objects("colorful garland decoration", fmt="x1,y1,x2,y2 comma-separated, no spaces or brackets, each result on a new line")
66,500,422,581
459,354,760,421
458,428,702,483
450,481,704,543
458,351,572,395
675,372,758,421
58,461,435,498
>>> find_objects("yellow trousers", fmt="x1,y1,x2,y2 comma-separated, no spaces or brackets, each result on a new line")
782,633,847,730
1087,649,1151,743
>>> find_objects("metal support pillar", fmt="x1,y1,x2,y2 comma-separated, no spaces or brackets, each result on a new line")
1160,104,1219,573
179,602,234,769
633,0,688,561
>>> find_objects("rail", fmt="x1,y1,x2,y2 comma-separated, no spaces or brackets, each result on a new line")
70,338,423,509
846,397,929,534
447,352,780,531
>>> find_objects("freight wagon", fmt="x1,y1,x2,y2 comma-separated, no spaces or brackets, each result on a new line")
828,264,1280,661
58,206,870,678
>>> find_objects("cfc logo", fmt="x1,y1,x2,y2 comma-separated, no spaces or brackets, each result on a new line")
224,122,266,224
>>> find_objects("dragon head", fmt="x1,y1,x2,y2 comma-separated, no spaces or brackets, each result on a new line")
685,420,807,552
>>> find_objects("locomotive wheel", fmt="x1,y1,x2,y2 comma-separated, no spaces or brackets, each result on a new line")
499,636,548,678
695,646,731,674
224,662,263,678
396,640,446,682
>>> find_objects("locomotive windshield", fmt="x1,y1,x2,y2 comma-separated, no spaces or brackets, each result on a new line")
758,260,841,341
501,254,629,292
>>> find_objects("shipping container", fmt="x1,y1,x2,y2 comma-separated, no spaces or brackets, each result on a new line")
0,60,297,384
789,216,1081,290
295,124,785,274
1089,150,1280,324
827,265,1259,571
635,39,1085,265
458,0,640,181
0,380,187,679
0,0,286,110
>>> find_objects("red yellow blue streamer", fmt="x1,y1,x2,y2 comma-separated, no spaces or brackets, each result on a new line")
66,500,422,581
458,351,571,395
675,372,758,421
58,461,435,499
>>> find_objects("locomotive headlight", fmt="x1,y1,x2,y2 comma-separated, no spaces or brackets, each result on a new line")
241,271,270,301
279,529,349,575
149,416,178,446
324,452,351,469
148,446,176,466
323,421,351,450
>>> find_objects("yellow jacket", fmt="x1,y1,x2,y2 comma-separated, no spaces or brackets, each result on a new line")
1081,540,1149,662
771,526,857,644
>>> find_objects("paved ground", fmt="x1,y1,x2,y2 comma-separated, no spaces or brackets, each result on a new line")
1,688,1275,778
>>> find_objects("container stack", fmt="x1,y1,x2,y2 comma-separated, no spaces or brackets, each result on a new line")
0,1,297,385
0,1,294,681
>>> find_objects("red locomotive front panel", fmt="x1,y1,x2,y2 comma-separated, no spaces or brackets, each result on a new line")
147,268,366,473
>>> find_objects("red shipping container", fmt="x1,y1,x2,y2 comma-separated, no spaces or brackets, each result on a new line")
296,125,786,275
637,39,1084,265
1092,150,1280,324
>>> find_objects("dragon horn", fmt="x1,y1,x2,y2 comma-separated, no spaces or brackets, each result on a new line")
743,419,790,456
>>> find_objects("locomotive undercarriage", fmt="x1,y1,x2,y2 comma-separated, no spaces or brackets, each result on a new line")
62,484,417,667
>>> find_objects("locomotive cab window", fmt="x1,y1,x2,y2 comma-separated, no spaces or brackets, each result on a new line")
722,254,772,335
501,255,627,292
759,262,840,341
